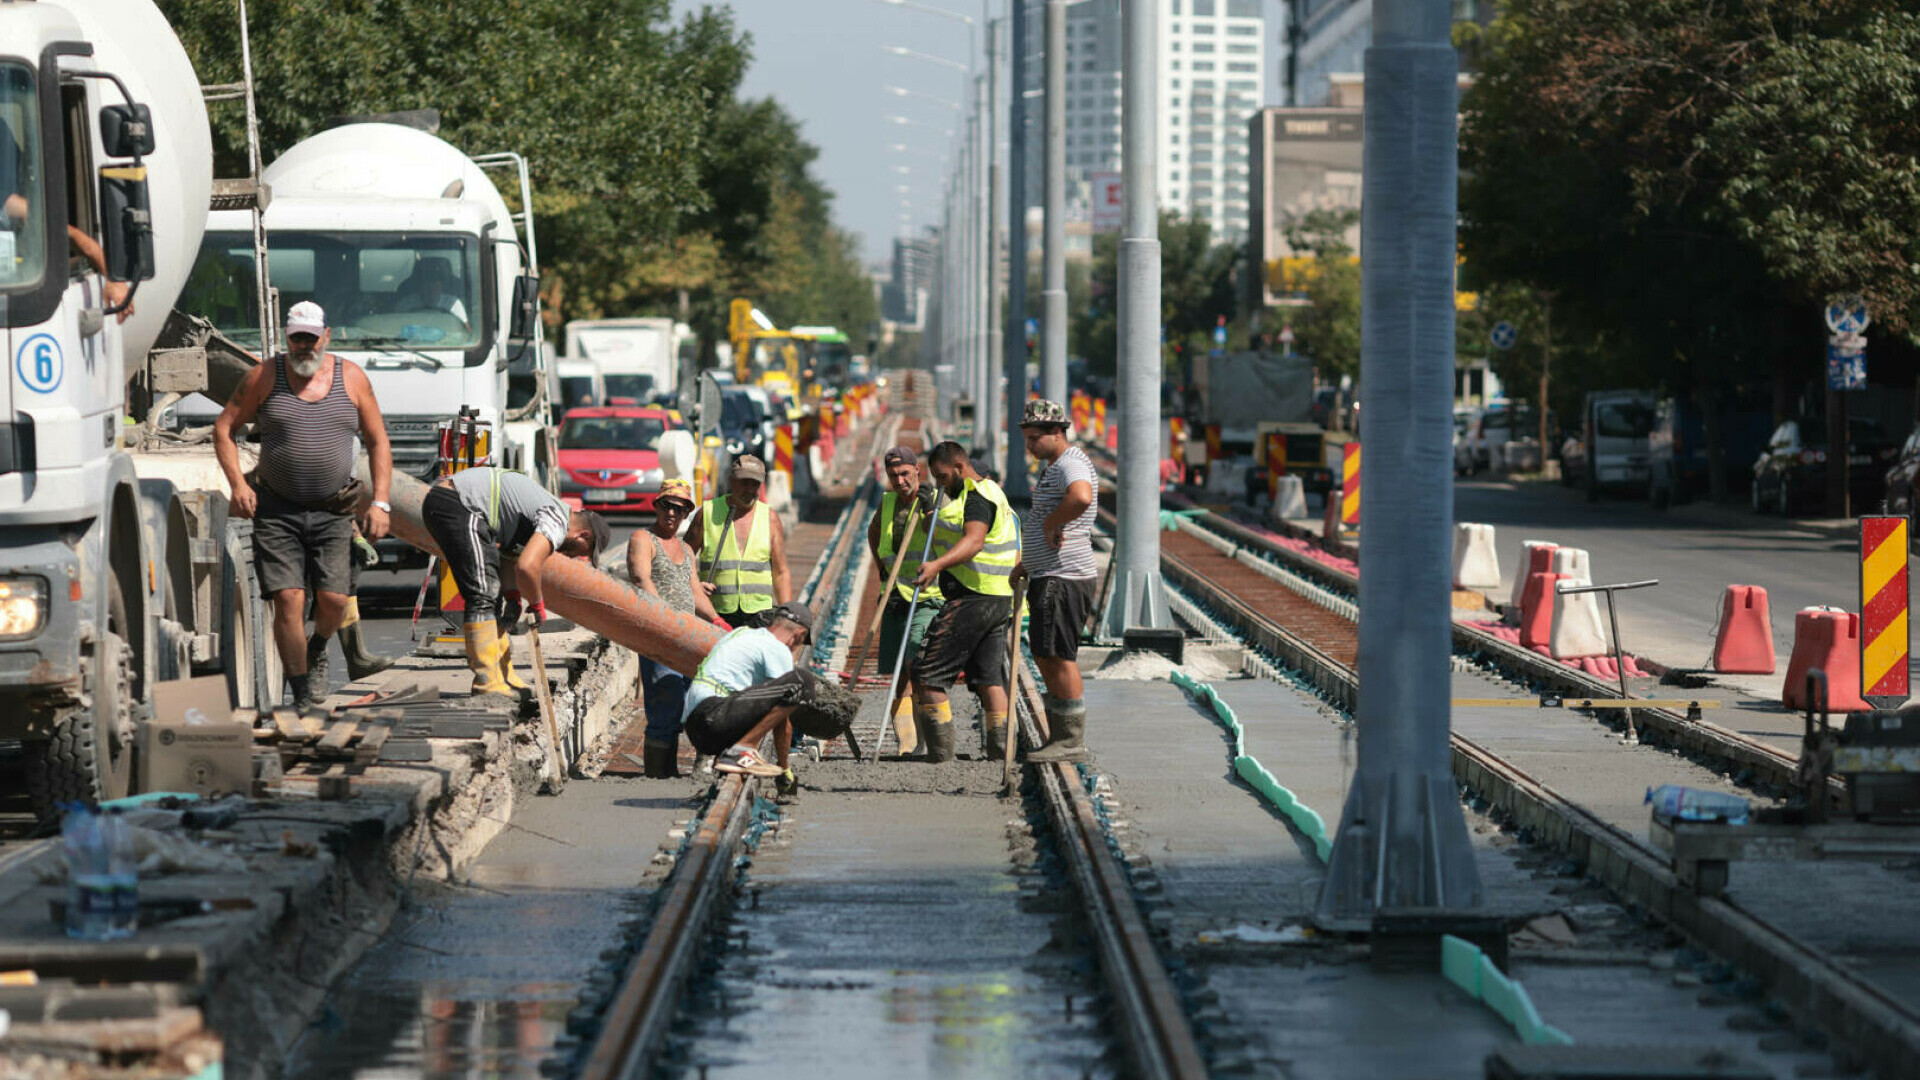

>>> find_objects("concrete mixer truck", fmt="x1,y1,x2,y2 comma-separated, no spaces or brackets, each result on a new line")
173,121,554,573
0,0,281,816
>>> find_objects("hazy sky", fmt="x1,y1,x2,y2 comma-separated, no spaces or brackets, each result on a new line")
671,1,1288,265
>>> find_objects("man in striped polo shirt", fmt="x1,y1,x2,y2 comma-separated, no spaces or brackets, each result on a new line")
1018,398,1098,762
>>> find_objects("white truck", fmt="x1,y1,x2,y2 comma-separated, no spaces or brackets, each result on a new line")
172,121,554,567
565,317,677,406
0,0,282,816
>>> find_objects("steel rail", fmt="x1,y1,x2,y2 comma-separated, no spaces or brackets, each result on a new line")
1160,517,1920,1078
1013,667,1210,1080
580,415,891,1080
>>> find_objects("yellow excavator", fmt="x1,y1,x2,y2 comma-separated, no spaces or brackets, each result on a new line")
729,298,801,404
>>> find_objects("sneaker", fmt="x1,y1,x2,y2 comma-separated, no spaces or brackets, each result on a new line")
714,746,783,778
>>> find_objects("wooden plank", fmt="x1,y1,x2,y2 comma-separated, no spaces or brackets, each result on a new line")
317,720,360,752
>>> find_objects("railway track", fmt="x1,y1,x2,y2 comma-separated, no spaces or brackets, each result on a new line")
579,396,1204,1080
1131,490,1920,1078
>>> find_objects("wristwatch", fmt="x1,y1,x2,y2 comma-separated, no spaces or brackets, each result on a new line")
371,500,392,512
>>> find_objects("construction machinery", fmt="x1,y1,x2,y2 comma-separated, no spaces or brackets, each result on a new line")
728,297,799,404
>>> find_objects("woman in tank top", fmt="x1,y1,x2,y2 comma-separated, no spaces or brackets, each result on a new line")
627,480,721,777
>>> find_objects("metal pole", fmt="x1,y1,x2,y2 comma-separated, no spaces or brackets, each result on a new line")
1040,0,1068,406
1098,0,1169,638
982,59,1001,454
1315,0,1483,927
1003,0,1032,497
962,115,978,428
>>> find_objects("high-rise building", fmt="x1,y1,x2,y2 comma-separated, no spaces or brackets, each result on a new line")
884,232,938,330
1019,0,1266,244
1286,0,1491,106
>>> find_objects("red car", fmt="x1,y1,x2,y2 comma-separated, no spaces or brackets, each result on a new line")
557,406,676,513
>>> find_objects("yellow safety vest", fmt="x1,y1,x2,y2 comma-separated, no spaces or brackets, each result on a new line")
930,476,1018,596
699,498,774,615
877,490,944,604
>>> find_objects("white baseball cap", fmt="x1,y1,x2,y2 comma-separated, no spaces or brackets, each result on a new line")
285,301,327,337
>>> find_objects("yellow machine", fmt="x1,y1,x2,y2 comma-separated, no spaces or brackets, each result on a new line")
729,298,801,403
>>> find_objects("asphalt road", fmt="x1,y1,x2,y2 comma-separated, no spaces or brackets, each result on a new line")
1453,478,1899,678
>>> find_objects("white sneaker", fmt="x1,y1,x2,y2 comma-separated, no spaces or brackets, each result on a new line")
714,746,783,778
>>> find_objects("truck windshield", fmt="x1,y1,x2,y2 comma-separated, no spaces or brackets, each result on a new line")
1594,401,1654,439
181,230,484,359
811,341,852,382
0,63,47,293
559,415,666,451
603,373,654,403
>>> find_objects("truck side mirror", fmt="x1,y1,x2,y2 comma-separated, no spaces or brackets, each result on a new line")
99,104,155,158
99,167,155,283
509,274,540,339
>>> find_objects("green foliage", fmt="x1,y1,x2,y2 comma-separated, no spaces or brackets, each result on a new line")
1073,212,1237,377
1460,0,1920,418
1294,256,1361,380
162,0,873,348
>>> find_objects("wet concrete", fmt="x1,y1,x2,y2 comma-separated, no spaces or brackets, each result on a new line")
663,743,1115,1079
282,771,703,1079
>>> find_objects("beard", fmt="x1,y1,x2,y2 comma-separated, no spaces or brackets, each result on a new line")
288,352,322,377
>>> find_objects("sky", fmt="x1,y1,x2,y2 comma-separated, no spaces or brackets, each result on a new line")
670,0,1289,266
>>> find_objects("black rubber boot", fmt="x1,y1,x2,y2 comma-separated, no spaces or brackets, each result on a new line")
305,633,331,702
288,672,316,713
981,711,1008,762
340,620,394,681
923,718,956,764
1026,698,1088,762
643,737,680,779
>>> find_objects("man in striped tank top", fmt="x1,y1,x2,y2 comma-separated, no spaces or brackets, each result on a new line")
215,302,393,712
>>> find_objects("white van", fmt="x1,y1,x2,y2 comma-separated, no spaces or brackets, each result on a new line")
1566,390,1656,499
555,357,604,414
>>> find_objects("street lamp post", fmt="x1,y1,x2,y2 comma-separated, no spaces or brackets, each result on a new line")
1002,0,1031,498
1041,0,1068,407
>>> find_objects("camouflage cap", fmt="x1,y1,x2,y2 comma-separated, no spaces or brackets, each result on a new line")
1020,398,1070,428
656,478,695,509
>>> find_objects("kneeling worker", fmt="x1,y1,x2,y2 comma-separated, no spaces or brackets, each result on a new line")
908,441,1022,762
421,466,611,697
684,601,819,788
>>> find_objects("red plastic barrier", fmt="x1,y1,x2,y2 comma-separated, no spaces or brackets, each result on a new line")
1519,572,1566,650
1782,608,1870,713
1711,584,1777,675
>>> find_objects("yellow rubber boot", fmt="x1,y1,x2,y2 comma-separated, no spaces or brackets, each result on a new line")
497,634,532,691
465,621,513,698
891,695,920,755
918,700,954,763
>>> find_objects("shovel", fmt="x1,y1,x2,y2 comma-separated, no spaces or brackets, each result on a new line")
526,623,567,793
844,499,925,688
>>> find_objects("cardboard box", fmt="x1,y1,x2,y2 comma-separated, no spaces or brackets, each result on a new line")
139,676,252,797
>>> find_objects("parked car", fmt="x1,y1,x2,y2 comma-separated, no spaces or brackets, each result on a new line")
1456,402,1547,475
1646,397,1774,508
1560,390,1655,500
1882,428,1920,532
556,406,677,514
1751,416,1902,516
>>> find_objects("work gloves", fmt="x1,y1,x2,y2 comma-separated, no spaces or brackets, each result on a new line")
775,767,799,802
498,591,548,635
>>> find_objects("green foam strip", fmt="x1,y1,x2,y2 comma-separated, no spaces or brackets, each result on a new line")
1157,508,1207,530
1440,935,1574,1047
1170,670,1332,863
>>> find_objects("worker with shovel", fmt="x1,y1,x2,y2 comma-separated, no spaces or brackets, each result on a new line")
419,466,611,698
688,455,793,629
908,441,1023,763
862,445,942,755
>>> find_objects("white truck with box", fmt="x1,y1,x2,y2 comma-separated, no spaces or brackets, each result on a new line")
566,317,677,406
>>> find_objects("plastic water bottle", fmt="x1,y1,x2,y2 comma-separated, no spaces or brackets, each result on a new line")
61,805,114,940
106,808,139,938
1646,785,1750,826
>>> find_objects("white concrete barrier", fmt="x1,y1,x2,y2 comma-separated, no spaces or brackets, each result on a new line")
766,470,794,513
1272,474,1308,521
1549,576,1611,659
657,429,696,480
1549,546,1591,582
1452,523,1501,590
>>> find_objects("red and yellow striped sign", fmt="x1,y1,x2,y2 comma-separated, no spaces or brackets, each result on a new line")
1861,515,1910,707
1340,442,1361,526
774,424,795,478
1071,390,1091,431
1092,398,1107,442
1205,424,1221,463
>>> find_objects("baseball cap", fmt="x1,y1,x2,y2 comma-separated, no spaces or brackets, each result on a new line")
285,301,327,338
884,445,919,469
656,478,695,509
769,600,814,640
732,455,768,483
1021,398,1069,428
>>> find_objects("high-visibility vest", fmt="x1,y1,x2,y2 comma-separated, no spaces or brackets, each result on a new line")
877,490,944,604
930,476,1019,596
698,498,774,615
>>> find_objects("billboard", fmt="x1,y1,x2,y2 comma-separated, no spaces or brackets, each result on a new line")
1250,108,1364,307
1091,171,1124,232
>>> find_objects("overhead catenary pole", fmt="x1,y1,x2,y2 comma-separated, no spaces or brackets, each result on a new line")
1002,0,1031,497
978,64,998,452
985,19,1005,463
1098,0,1169,638
1040,0,1068,406
1315,0,1484,927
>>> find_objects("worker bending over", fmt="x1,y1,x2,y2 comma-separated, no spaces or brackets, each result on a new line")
684,601,821,791
688,455,793,628
908,441,1023,762
867,445,942,755
421,466,611,698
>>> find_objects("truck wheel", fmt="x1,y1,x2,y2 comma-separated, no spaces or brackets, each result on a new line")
25,574,135,816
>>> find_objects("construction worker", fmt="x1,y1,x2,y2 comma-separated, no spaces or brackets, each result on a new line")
908,441,1023,763
627,479,720,777
866,445,941,755
419,466,611,698
687,455,792,628
1019,399,1098,761
684,601,820,793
